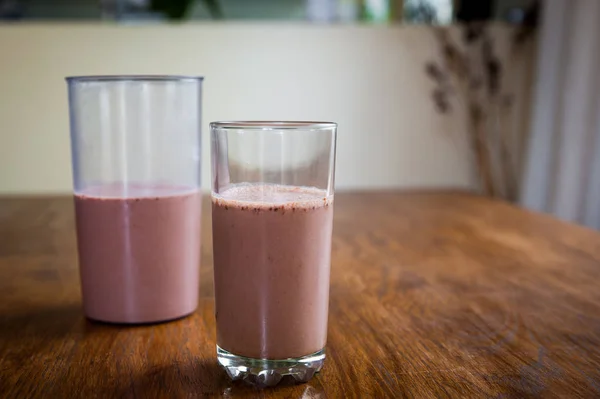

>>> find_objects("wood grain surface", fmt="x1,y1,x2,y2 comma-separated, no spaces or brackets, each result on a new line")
1,191,600,398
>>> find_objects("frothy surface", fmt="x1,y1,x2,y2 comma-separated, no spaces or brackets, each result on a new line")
213,184,332,209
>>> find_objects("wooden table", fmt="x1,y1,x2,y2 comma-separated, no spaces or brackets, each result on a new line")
1,192,600,398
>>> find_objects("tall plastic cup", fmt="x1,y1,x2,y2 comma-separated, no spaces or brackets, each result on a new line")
66,75,203,324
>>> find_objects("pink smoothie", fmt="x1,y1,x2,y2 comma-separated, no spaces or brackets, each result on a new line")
212,184,334,360
74,184,201,324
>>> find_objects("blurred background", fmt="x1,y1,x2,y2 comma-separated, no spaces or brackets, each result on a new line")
2,0,599,229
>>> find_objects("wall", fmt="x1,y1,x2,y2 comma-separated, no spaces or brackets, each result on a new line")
0,23,504,194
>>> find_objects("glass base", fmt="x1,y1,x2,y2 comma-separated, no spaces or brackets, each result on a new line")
216,346,325,387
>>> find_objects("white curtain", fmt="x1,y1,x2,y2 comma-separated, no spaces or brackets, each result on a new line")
520,0,600,229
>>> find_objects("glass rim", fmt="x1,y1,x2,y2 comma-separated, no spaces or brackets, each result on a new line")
210,121,337,130
65,75,204,83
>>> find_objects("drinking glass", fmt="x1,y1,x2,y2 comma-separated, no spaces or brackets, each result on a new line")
210,121,337,386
